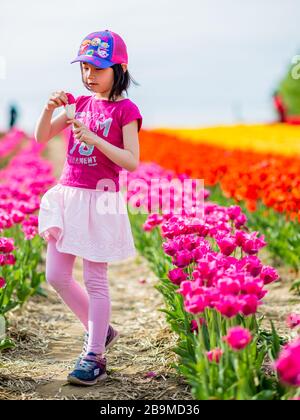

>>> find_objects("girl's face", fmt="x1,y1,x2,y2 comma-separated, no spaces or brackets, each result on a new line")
82,62,114,95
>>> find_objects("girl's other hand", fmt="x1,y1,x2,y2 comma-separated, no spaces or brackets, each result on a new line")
66,119,98,146
45,90,69,111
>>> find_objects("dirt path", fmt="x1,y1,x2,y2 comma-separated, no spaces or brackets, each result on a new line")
0,136,191,400
261,256,300,336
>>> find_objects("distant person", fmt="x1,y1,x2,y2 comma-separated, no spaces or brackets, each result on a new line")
272,91,287,123
9,104,18,129
272,91,300,124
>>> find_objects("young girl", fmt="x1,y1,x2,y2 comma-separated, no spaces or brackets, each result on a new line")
35,30,143,386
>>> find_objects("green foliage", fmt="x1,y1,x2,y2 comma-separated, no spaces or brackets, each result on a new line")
209,184,300,274
0,227,46,317
277,56,300,116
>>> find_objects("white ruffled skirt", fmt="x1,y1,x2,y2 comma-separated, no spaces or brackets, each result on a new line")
38,183,137,262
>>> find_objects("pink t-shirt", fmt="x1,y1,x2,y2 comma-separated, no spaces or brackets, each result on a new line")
58,94,143,191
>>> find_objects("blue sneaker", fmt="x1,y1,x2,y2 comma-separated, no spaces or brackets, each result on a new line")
67,352,107,386
74,325,119,369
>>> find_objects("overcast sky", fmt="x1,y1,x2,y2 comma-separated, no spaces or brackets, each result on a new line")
0,0,299,132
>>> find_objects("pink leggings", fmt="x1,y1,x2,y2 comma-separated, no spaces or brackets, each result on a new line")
45,236,111,355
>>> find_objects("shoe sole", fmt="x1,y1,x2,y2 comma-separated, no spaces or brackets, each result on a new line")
105,329,120,350
67,372,107,386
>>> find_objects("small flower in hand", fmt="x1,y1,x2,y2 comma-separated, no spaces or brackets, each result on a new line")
67,118,98,146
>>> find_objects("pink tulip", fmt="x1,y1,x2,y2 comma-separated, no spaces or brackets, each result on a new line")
143,221,155,232
240,256,262,277
204,203,218,215
204,288,221,308
275,339,300,386
192,242,212,261
177,280,193,297
23,215,39,227
235,213,247,228
185,295,207,314
11,210,26,224
172,249,193,268
207,348,224,363
234,230,248,246
0,237,14,253
190,318,206,333
223,326,252,351
4,254,16,266
0,276,6,288
216,236,237,256
145,371,157,378
240,278,265,298
168,268,188,285
241,232,267,255
163,240,179,256
227,205,242,220
0,130,24,159
260,266,279,285
216,295,241,318
178,235,199,251
4,217,13,229
23,225,37,240
286,313,300,329
218,277,241,296
189,222,210,237
17,202,36,215
138,278,146,284
145,213,164,228
193,260,217,285
0,255,6,266
239,294,259,316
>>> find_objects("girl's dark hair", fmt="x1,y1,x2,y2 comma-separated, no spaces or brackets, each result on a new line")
80,62,140,102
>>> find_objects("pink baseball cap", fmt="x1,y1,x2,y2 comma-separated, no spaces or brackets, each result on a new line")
71,29,128,68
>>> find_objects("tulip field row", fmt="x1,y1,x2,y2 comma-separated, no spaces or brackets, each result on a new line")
139,127,300,276
1,126,300,399
121,161,300,400
155,123,300,156
0,130,55,350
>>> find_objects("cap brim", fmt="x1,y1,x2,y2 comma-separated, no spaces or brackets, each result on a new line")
70,55,114,68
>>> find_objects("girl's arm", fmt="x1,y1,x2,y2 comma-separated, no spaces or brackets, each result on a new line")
34,108,69,143
34,91,69,143
94,120,140,172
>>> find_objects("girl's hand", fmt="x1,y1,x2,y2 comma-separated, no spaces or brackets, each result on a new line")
45,90,68,111
67,118,98,146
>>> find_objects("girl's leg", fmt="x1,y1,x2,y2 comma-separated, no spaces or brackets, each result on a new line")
46,235,89,331
82,259,111,355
